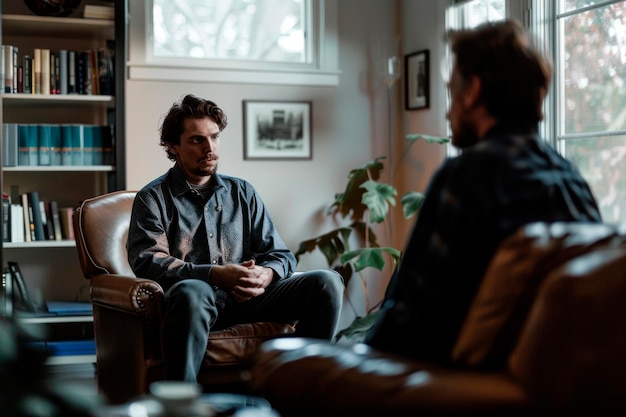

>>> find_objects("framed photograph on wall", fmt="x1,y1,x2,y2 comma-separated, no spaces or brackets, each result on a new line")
243,100,312,160
404,49,430,110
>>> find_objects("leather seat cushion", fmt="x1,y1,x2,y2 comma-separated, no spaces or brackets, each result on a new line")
203,321,296,365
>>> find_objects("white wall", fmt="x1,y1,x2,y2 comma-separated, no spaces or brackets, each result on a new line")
125,0,447,326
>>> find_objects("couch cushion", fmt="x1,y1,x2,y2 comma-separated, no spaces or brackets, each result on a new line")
452,222,625,369
509,246,626,414
252,338,532,417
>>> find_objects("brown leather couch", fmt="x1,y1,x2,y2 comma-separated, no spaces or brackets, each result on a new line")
73,191,295,405
251,222,626,417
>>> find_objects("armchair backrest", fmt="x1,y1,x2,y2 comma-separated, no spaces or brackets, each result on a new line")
73,190,138,279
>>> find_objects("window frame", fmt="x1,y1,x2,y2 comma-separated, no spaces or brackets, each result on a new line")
127,0,340,86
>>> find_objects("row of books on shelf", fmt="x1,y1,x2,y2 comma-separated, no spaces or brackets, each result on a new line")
1,42,114,96
2,123,115,167
2,191,75,243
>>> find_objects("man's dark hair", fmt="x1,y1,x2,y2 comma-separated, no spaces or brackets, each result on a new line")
159,94,228,161
448,19,552,128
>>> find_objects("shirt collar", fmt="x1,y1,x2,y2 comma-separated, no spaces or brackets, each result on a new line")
168,163,224,197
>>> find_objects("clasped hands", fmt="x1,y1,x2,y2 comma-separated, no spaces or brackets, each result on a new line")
212,259,273,303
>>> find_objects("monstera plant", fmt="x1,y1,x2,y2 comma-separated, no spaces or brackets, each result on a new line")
295,133,450,342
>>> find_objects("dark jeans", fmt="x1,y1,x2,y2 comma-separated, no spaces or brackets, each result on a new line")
161,269,344,381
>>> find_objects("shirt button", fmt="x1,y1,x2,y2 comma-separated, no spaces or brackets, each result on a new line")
208,232,214,238
205,206,208,211
212,259,217,264
216,205,222,211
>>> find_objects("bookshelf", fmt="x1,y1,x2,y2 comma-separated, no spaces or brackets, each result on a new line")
0,1,127,366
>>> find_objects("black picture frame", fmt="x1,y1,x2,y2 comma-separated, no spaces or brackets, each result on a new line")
243,100,312,160
404,49,430,110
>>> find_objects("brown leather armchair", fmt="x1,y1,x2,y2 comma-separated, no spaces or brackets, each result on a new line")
72,190,295,405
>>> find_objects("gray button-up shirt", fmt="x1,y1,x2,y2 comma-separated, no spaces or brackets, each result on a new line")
127,163,296,292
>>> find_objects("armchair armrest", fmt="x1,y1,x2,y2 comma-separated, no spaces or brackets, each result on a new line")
90,274,165,321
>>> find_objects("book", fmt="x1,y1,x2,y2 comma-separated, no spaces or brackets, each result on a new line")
33,48,42,94
27,191,46,241
71,124,85,165
12,45,18,93
58,50,68,95
58,207,75,240
77,51,90,95
17,65,23,93
83,4,114,20
60,124,73,165
4,45,14,93
22,55,32,94
96,47,114,96
49,200,62,241
18,124,38,166
18,124,39,166
49,51,57,94
38,124,52,166
0,46,4,92
20,193,32,242
10,203,25,242
2,193,10,242
41,49,51,96
83,125,94,165
89,50,99,95
43,201,55,241
68,50,77,94
2,123,18,167
49,125,62,166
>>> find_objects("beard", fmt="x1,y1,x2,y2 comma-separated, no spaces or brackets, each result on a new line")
194,157,218,177
451,115,480,149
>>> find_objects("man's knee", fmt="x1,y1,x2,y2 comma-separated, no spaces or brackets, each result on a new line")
166,279,216,308
306,269,344,300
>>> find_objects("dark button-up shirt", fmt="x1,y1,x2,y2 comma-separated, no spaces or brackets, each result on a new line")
127,164,296,292
366,125,602,364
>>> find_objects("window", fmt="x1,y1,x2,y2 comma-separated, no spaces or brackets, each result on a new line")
552,0,626,223
128,0,339,86
152,0,309,64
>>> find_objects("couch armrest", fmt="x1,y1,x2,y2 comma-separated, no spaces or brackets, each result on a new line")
252,338,535,417
90,274,165,320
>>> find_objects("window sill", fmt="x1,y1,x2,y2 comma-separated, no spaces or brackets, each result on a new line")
128,64,341,87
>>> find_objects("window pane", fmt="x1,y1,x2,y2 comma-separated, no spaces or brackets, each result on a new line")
560,2,626,134
447,0,506,30
560,135,626,223
153,0,307,63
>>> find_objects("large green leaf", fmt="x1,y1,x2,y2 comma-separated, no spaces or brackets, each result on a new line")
294,227,352,266
330,157,385,222
340,246,402,272
334,310,382,342
405,133,451,144
400,191,425,219
360,180,397,224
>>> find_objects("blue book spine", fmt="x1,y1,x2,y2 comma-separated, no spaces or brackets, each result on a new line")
27,125,39,166
50,125,62,165
92,125,103,165
38,124,52,166
2,123,18,167
82,125,94,165
17,124,31,166
71,124,84,165
60,124,73,165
